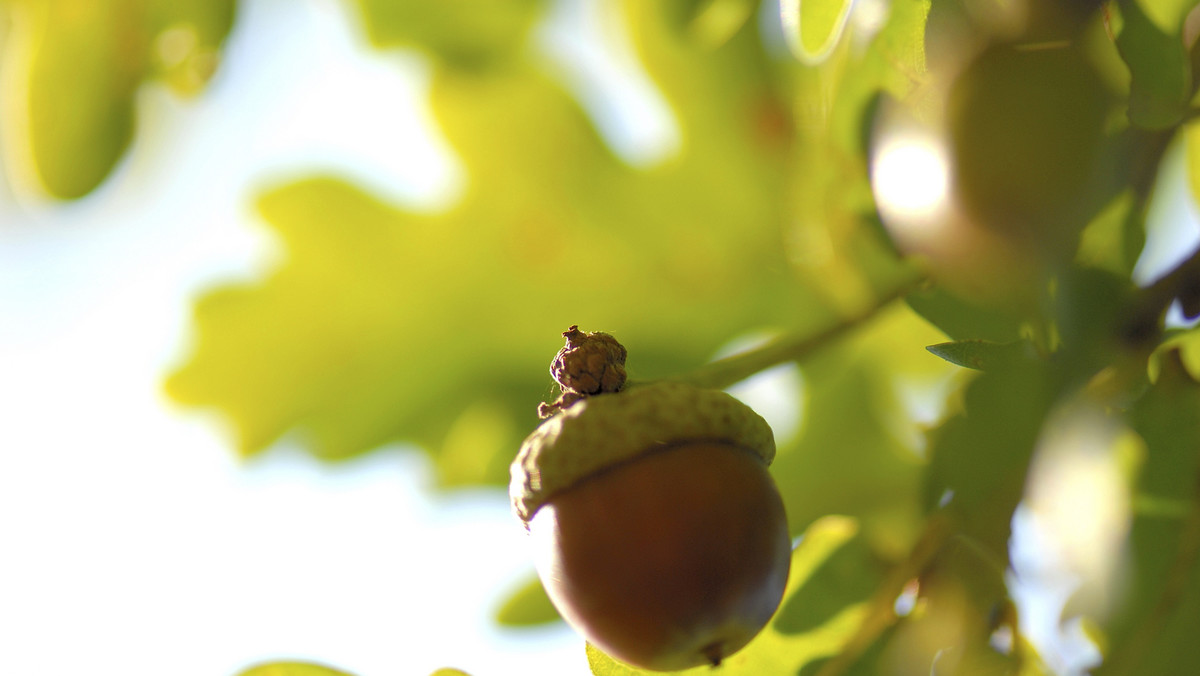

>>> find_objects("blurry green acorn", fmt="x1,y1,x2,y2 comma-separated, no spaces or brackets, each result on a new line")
947,41,1109,256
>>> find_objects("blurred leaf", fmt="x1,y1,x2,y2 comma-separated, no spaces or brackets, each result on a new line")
780,0,854,64
495,572,560,627
146,0,238,95
586,516,876,675
772,303,955,554
429,670,472,676
773,518,882,635
436,398,524,487
0,0,235,198
670,0,757,49
800,532,1046,675
1113,0,1191,129
348,0,544,66
235,662,356,676
7,0,141,198
786,0,931,310
168,31,818,477
925,340,1032,372
906,286,1025,344
1152,328,1200,381
1051,266,1139,377
1096,350,1200,675
924,358,1061,561
796,624,898,676
1076,191,1144,277
871,543,1022,676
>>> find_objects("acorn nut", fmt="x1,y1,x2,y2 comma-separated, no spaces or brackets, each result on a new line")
512,343,791,671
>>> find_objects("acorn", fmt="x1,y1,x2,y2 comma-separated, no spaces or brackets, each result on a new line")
511,328,791,671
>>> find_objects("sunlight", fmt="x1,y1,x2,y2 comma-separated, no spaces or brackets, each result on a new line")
871,133,951,228
1024,403,1135,617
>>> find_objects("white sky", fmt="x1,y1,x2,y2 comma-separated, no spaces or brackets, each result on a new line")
0,0,599,674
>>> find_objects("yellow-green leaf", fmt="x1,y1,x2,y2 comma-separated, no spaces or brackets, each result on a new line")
772,303,953,553
780,0,854,64
167,26,820,477
0,0,235,198
349,0,545,66
1096,350,1200,675
7,0,142,199
495,572,561,627
235,661,356,676
1114,0,1191,129
924,356,1062,560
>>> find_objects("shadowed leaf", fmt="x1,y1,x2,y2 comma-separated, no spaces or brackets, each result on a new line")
1096,350,1200,675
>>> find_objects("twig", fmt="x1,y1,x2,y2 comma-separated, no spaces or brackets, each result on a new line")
675,273,924,391
1120,246,1200,346
813,513,954,676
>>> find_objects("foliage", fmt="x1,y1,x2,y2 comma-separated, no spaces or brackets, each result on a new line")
235,663,357,676
0,0,235,198
8,0,1200,674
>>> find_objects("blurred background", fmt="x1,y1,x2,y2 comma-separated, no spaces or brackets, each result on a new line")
0,0,601,673
5,0,1200,675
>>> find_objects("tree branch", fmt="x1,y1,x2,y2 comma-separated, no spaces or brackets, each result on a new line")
1120,245,1200,347
675,273,924,391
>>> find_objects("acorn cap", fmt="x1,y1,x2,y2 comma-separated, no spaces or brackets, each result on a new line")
510,381,776,526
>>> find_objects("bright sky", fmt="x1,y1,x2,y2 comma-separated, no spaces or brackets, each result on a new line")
0,0,599,674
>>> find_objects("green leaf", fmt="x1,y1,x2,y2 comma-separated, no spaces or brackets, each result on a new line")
349,0,545,66
771,303,956,554
494,572,561,627
1113,0,1192,129
586,516,878,675
1076,190,1144,277
670,0,757,49
772,520,882,635
906,286,1025,344
924,358,1061,560
781,0,855,64
1,0,235,198
235,662,356,676
168,39,817,476
1095,350,1200,675
1052,266,1138,370
876,543,1022,675
1152,329,1200,382
785,0,931,309
925,339,1032,372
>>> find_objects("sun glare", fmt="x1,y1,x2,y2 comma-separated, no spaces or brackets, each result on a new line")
871,134,951,227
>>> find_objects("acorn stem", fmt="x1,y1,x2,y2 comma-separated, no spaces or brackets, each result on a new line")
676,273,923,391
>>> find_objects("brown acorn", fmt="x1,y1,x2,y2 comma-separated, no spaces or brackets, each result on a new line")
512,371,791,671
